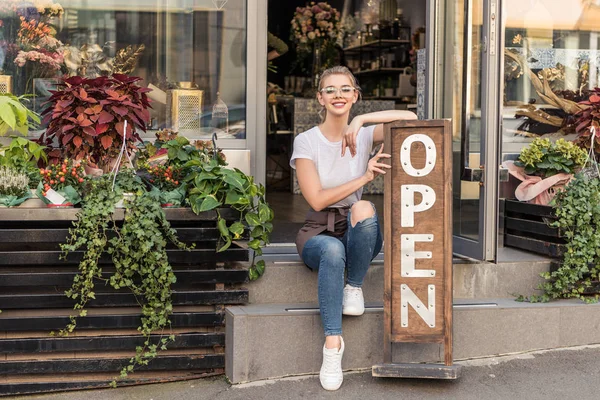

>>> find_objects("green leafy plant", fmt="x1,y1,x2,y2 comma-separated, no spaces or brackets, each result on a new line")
58,171,190,385
0,136,48,188
40,74,151,170
0,93,40,136
515,138,587,178
138,131,273,279
524,174,600,303
186,157,273,280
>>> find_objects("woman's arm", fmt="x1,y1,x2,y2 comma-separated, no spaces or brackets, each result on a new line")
296,146,390,211
342,110,418,157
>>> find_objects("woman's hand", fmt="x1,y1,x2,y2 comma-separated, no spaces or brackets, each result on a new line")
341,117,364,157
364,144,391,182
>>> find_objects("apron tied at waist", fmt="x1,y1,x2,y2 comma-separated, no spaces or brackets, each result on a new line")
295,207,350,258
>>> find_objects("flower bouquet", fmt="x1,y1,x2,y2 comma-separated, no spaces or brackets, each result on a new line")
290,2,341,73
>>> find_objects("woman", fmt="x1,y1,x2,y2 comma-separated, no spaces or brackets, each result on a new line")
290,66,417,391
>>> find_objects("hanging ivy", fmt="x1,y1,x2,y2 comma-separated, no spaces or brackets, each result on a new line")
518,174,600,303
56,171,191,385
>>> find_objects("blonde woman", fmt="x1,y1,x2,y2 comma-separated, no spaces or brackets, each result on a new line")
290,66,417,391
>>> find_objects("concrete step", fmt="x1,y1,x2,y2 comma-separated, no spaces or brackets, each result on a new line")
245,259,555,304
225,299,600,384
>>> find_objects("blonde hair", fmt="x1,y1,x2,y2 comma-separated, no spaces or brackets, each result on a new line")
317,66,362,123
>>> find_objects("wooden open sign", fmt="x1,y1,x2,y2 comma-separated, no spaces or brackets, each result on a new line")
372,119,461,379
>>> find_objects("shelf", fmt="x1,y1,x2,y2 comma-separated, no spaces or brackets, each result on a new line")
343,39,411,53
364,96,415,102
354,68,407,76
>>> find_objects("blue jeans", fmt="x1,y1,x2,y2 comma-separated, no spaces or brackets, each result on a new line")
301,205,383,336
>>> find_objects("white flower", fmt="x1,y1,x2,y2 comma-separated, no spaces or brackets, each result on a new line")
307,32,316,40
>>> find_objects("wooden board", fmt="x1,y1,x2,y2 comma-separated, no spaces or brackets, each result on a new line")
380,119,458,375
372,363,462,379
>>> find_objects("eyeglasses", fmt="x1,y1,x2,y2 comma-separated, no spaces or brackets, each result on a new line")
319,85,356,98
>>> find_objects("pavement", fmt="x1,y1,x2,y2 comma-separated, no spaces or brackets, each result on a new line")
10,345,600,400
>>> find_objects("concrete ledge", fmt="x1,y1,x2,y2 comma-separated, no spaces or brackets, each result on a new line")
244,260,555,304
225,299,600,383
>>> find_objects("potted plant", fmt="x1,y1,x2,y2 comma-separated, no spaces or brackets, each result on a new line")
0,136,48,207
0,166,32,207
36,158,86,207
504,138,587,205
40,74,151,172
574,87,600,157
503,138,587,257
0,93,40,136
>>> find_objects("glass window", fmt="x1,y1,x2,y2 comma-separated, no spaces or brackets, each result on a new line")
0,0,247,139
502,0,598,153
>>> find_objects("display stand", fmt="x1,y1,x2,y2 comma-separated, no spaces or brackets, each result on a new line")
372,119,461,380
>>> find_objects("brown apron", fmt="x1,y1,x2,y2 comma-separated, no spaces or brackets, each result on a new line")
295,207,350,257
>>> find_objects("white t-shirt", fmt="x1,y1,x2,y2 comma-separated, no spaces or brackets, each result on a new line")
290,125,376,208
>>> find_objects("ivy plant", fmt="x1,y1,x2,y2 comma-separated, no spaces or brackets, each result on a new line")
519,174,600,303
58,171,190,385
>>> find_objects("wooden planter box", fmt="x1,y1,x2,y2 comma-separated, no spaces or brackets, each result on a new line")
0,208,249,396
504,199,565,257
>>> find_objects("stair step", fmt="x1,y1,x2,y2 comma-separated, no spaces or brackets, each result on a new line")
0,332,223,354
0,290,248,309
0,370,221,397
225,299,600,383
244,260,555,304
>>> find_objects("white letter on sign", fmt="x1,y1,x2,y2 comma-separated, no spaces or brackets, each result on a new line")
401,234,435,277
401,284,435,328
401,184,436,227
400,134,436,177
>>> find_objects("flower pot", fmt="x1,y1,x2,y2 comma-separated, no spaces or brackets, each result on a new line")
84,164,104,177
161,203,177,208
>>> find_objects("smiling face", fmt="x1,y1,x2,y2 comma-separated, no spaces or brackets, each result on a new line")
317,73,359,121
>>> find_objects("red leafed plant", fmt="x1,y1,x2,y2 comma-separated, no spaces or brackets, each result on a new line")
40,74,151,170
575,89,600,158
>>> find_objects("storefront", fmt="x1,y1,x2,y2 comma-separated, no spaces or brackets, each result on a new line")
0,0,597,262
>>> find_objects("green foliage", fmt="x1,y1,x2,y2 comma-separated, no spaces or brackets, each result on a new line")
532,174,600,302
139,131,273,280
186,158,274,280
58,171,191,384
515,138,587,178
0,136,48,188
41,75,150,168
0,93,40,136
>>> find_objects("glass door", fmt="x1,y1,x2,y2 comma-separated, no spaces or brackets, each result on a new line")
434,0,500,260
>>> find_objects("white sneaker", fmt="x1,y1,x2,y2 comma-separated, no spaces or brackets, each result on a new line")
342,284,365,316
320,337,344,391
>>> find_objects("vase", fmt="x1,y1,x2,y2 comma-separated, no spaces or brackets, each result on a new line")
312,45,323,89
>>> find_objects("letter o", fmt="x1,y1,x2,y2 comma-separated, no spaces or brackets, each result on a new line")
400,134,436,177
